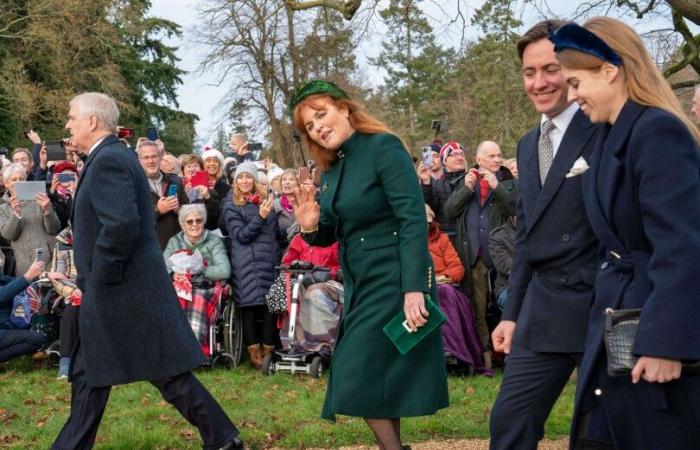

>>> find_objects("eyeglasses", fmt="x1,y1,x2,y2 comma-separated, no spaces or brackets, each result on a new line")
447,151,465,158
185,218,203,225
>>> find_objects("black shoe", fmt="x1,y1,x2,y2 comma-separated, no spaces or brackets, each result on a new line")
402,446,412,450
219,436,245,450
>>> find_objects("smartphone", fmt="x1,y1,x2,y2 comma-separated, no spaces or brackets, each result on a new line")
166,184,178,197
299,167,311,183
421,146,433,167
57,173,76,183
146,127,159,141
45,140,67,162
34,248,45,262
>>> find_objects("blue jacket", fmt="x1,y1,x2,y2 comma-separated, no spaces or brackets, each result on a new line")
0,275,31,338
220,197,278,307
572,102,700,449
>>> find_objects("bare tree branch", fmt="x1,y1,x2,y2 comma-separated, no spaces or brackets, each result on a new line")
284,0,362,20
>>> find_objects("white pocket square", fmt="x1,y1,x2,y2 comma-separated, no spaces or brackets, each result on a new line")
565,156,590,178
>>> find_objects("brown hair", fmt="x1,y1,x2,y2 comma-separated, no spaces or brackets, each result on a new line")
517,19,566,61
11,148,33,162
231,176,268,206
292,94,393,170
557,17,700,144
180,154,204,174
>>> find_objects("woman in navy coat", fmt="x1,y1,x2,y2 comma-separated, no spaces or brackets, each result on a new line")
552,18,700,449
220,162,279,369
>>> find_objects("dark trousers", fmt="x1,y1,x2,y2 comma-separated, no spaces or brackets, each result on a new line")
489,344,581,450
51,341,238,450
59,305,80,358
0,329,45,363
240,304,276,346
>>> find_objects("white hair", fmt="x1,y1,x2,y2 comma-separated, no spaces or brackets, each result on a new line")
136,139,160,156
69,92,120,132
230,133,248,144
3,163,26,183
178,204,207,228
476,140,501,158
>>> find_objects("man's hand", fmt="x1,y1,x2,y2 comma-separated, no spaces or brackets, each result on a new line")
492,320,516,354
47,272,68,282
465,170,478,191
631,356,682,384
156,196,179,214
27,130,41,145
417,162,431,185
24,260,44,282
480,169,499,189
39,145,48,170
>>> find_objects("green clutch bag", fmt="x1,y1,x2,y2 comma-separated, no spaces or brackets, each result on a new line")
383,294,446,355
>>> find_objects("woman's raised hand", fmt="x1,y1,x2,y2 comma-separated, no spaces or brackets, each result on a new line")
294,185,320,231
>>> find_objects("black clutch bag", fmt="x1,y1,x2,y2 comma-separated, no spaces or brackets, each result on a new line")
603,308,700,377
603,308,641,377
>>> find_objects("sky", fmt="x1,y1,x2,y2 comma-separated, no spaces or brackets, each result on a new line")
148,0,685,147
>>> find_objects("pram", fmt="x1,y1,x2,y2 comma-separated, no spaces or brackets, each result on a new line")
261,262,343,378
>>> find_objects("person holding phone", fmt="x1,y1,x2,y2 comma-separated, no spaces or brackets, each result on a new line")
0,163,60,276
48,162,79,229
137,140,189,249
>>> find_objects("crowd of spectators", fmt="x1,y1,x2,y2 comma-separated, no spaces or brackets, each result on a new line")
0,126,521,378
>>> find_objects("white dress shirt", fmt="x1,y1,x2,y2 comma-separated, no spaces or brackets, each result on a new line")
541,102,579,159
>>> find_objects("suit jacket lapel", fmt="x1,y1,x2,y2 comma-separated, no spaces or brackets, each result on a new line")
519,130,541,233
528,111,594,230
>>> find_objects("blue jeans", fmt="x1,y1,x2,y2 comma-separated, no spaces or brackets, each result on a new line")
0,329,45,363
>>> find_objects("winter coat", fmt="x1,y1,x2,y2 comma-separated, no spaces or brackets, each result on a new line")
273,195,299,257
282,233,340,278
0,192,60,276
71,135,203,388
163,230,231,281
421,170,465,237
488,219,516,297
427,223,465,284
148,172,189,249
442,166,517,296
0,274,31,339
220,197,279,308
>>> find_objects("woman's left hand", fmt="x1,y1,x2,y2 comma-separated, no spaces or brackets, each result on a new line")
631,356,682,384
403,291,429,332
196,185,210,200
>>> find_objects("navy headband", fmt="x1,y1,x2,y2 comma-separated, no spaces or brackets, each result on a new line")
548,22,623,66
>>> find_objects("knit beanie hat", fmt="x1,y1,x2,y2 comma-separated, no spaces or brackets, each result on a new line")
201,148,225,167
429,143,441,153
234,162,258,182
54,161,78,174
439,141,464,164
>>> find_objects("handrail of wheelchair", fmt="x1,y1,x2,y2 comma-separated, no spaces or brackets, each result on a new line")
274,264,330,272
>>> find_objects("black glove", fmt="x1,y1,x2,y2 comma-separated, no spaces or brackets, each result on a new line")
311,269,330,284
302,273,315,288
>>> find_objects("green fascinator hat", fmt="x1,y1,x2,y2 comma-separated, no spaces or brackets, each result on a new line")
288,80,350,116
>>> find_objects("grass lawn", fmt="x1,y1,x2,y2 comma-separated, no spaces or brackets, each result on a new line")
0,358,574,449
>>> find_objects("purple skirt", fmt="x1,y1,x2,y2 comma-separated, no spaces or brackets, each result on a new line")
437,284,492,376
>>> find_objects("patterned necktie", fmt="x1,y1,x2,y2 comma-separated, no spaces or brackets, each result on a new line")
538,120,556,185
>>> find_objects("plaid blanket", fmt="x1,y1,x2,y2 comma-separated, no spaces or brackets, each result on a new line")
177,280,223,357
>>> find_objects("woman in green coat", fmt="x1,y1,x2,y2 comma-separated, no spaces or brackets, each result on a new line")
290,80,449,450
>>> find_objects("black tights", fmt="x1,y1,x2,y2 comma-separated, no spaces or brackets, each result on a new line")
240,305,276,346
60,304,80,358
365,418,403,450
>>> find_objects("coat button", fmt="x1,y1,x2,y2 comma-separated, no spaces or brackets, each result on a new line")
560,276,568,283
360,238,364,242
562,233,570,242
594,388,602,396
601,262,609,270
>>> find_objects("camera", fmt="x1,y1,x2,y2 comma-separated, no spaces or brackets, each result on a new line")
431,120,446,134
421,146,433,167
117,127,134,139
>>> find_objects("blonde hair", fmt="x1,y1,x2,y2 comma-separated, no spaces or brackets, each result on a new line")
557,17,700,144
231,176,268,206
292,95,394,170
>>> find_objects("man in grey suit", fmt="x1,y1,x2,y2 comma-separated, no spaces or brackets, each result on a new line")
51,93,243,450
488,21,599,449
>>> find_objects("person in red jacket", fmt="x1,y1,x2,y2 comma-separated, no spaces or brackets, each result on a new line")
427,205,490,375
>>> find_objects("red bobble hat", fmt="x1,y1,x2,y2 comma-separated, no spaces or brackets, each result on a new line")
53,161,78,174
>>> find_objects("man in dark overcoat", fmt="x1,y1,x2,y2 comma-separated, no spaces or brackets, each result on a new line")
488,21,600,449
51,92,242,450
